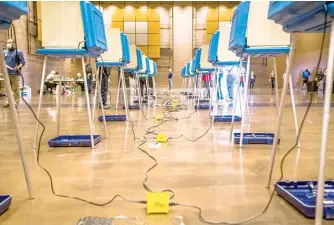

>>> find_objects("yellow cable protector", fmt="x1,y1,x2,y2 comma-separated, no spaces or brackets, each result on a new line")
147,192,169,214
156,133,167,143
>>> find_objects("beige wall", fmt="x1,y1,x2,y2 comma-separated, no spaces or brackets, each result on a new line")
173,2,193,88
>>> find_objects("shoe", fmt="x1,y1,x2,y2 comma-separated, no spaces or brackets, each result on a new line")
103,104,110,109
2,104,18,108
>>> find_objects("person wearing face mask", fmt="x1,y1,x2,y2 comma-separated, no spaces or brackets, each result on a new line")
3,39,25,108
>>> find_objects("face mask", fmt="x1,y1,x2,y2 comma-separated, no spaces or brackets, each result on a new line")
7,43,13,50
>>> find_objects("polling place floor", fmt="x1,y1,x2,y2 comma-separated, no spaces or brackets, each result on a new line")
0,88,333,225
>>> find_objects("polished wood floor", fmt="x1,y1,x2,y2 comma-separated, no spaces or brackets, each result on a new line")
0,88,333,225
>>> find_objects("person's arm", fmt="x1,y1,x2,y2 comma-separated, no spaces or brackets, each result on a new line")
15,50,25,71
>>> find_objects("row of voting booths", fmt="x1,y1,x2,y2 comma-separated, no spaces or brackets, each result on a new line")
0,0,159,202
181,1,334,222
33,1,159,151
1,1,333,223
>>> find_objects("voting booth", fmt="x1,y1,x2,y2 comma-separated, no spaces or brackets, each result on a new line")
34,1,107,149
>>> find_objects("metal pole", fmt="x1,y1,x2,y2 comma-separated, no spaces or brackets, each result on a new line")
57,60,63,136
96,66,108,138
273,57,280,113
230,58,243,138
153,77,156,99
121,68,129,120
91,66,99,133
81,57,95,149
289,74,300,148
33,56,47,153
145,76,149,97
197,73,202,110
239,56,251,148
0,51,33,199
266,35,296,188
138,76,143,109
116,68,122,109
315,18,334,225
209,67,217,119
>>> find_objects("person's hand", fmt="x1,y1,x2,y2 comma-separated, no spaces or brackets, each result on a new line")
14,66,20,71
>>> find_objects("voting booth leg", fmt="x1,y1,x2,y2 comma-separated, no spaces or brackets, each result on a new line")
181,79,184,94
209,68,218,119
56,62,63,136
81,57,95,149
120,68,129,119
116,70,122,109
0,51,34,199
289,75,300,148
266,35,296,188
145,77,149,97
239,56,251,148
91,67,99,132
152,77,156,99
230,59,243,138
96,67,108,138
273,57,280,113
187,77,191,100
210,67,220,122
33,56,48,153
315,19,334,225
196,74,202,110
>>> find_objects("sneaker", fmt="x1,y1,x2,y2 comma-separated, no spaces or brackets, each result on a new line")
103,104,110,109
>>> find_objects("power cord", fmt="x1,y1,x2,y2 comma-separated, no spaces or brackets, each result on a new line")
10,23,147,207
166,5,329,225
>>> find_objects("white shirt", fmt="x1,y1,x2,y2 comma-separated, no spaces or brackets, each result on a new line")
46,73,59,81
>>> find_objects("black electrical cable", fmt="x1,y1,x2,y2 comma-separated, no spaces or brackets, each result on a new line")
10,23,146,207
167,6,329,225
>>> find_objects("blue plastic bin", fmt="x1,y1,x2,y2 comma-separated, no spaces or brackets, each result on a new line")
213,115,242,122
98,115,126,122
233,132,280,145
194,104,213,110
275,180,334,219
0,194,12,215
48,135,101,147
124,105,140,110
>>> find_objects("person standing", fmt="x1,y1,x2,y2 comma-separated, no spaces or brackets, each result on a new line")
202,73,211,98
249,71,256,89
270,71,275,88
3,39,25,108
85,63,93,94
239,74,244,89
226,73,235,101
100,67,110,109
168,68,173,90
301,67,311,90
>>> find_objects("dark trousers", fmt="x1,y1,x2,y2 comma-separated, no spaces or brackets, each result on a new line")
100,73,109,105
87,76,92,94
271,78,275,88
250,79,255,89
139,79,147,97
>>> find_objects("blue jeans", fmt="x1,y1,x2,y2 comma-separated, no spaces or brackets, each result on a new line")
227,74,235,100
168,79,173,89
